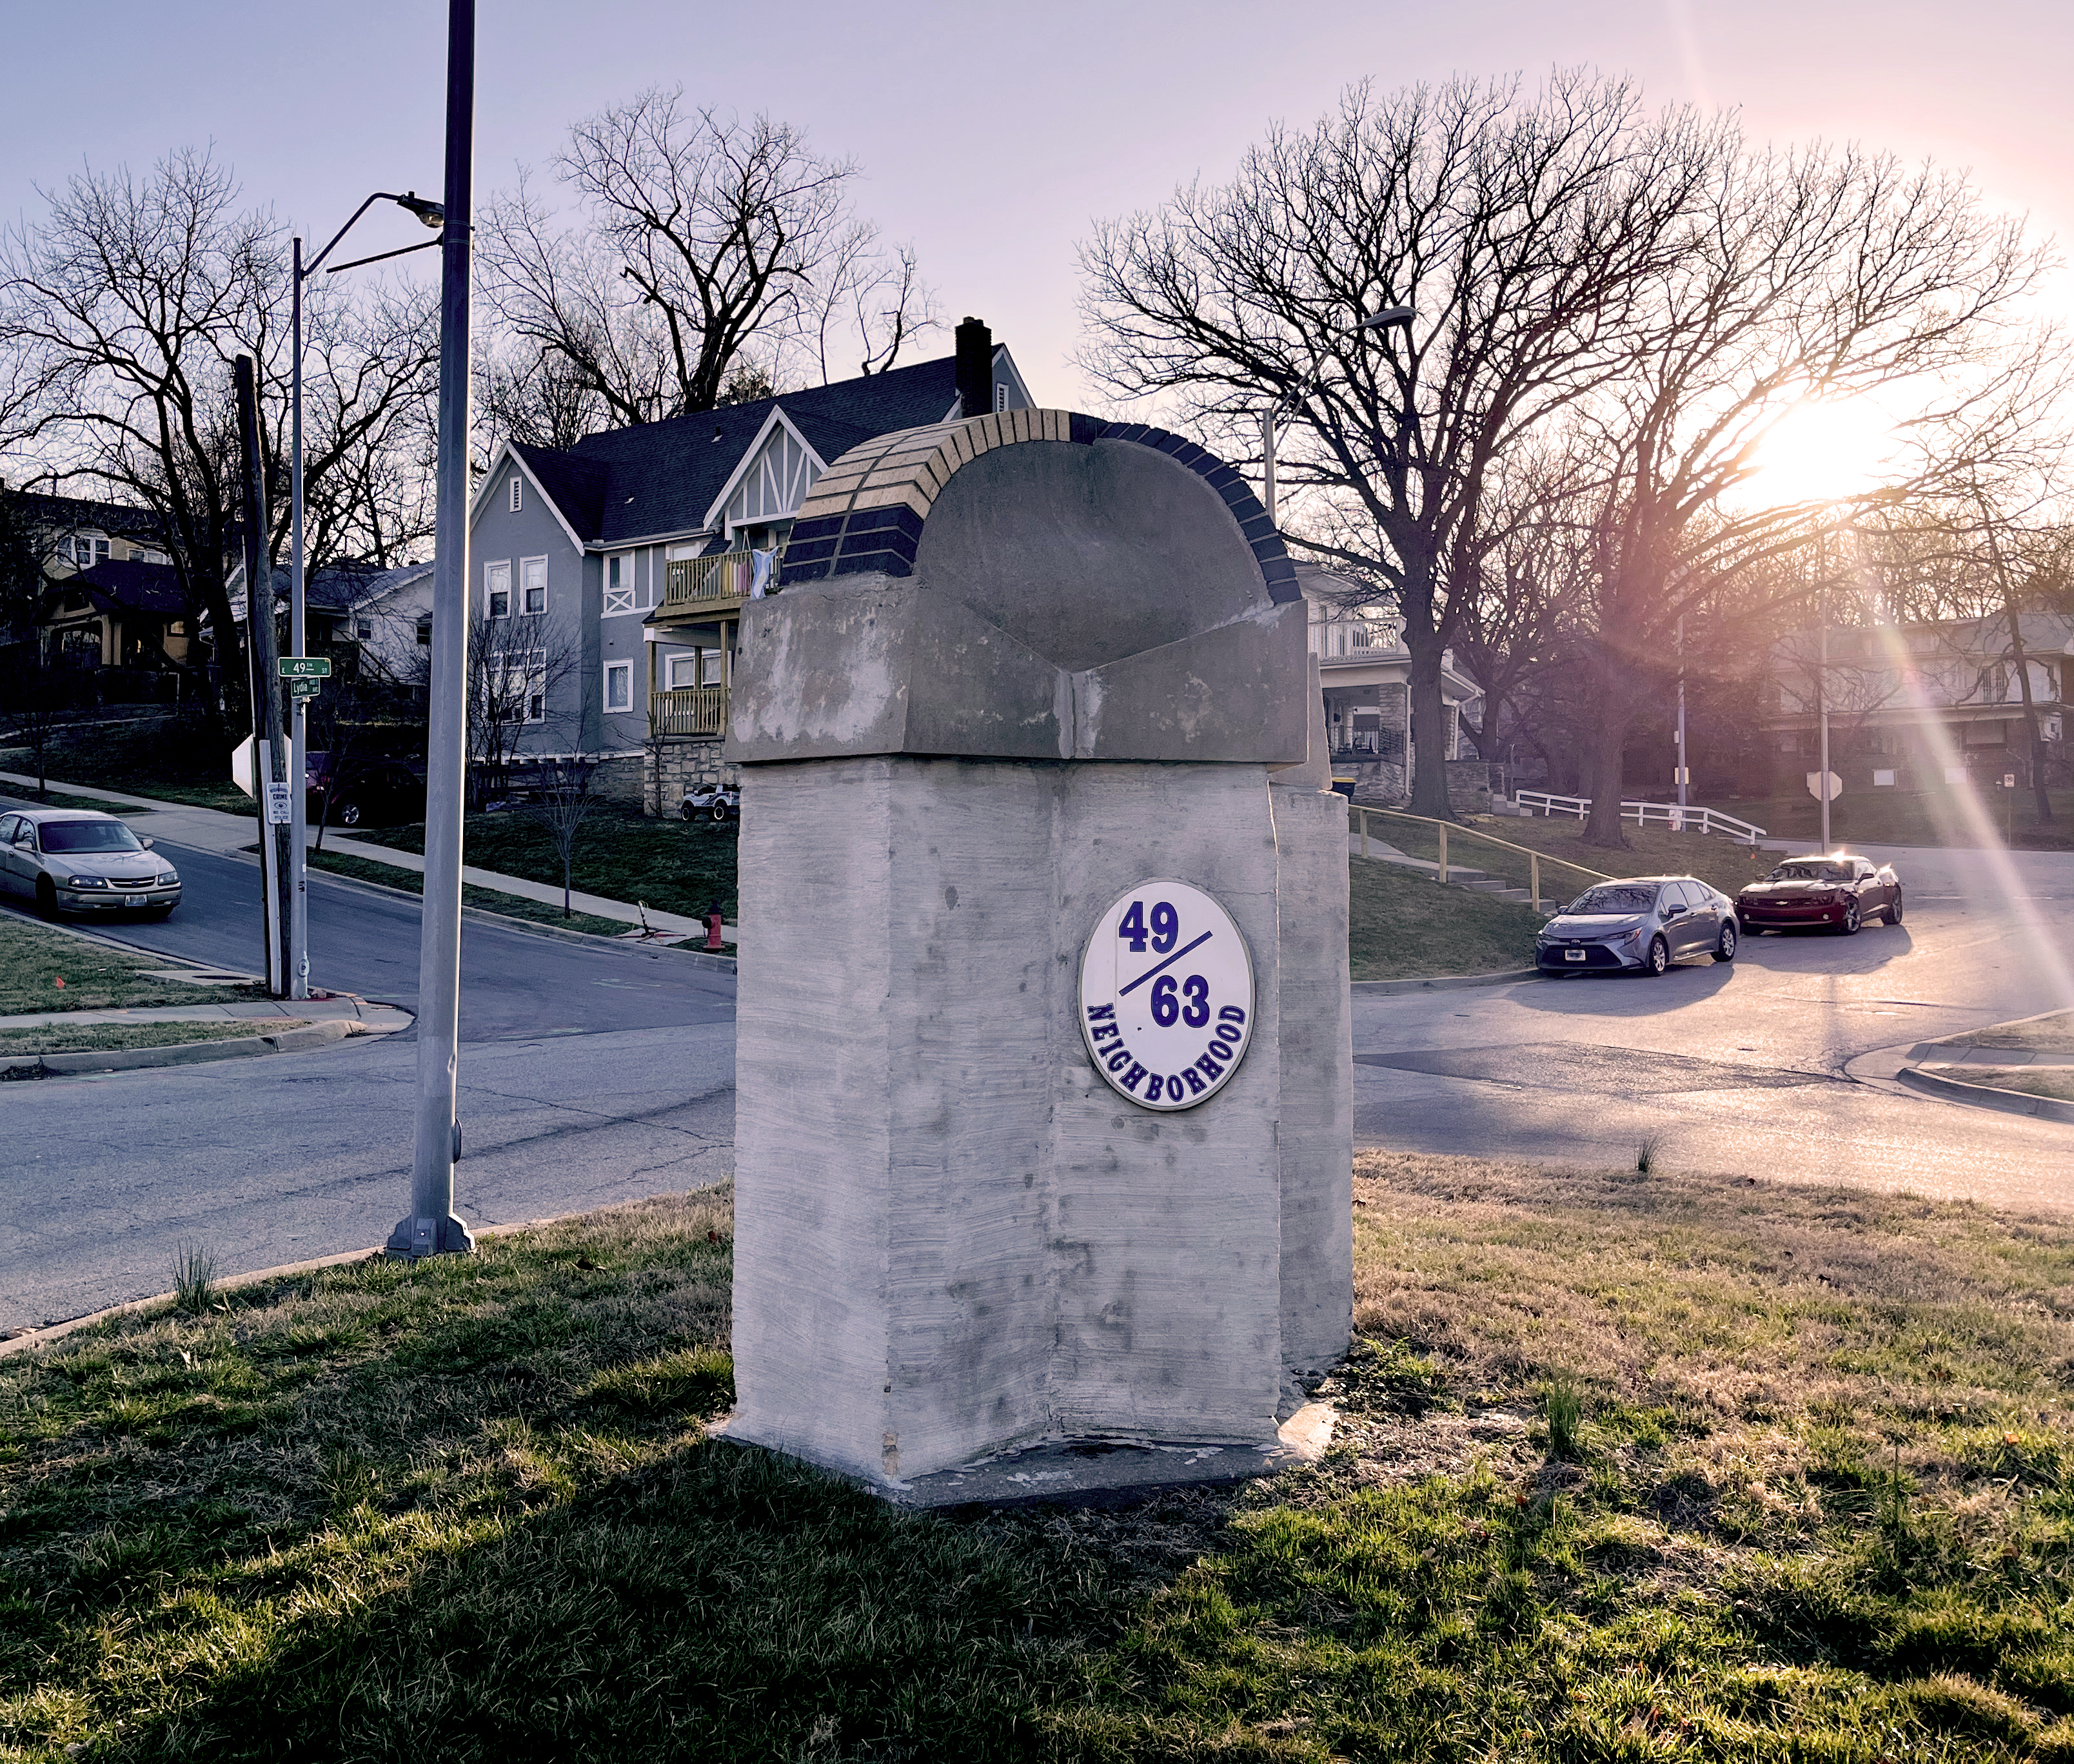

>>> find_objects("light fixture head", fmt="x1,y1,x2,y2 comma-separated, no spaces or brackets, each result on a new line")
1361,304,1417,331
395,191,446,230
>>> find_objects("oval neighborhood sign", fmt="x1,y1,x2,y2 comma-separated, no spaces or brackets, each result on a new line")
1078,879,1255,1112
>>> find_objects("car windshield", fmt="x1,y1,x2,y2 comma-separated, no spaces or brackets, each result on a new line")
1770,861,1852,882
1568,885,1658,916
37,820,144,854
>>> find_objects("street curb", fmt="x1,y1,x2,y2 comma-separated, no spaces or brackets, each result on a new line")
1896,1064,2074,1124
1352,967,1541,996
272,850,740,974
0,1204,640,1358
3,1016,403,1081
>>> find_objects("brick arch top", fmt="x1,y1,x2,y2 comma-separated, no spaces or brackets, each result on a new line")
781,408,1298,603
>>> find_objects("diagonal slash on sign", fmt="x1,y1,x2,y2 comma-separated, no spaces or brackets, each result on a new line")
1118,929,1214,997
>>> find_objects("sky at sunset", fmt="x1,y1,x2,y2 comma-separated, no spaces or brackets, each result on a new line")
3,0,2068,410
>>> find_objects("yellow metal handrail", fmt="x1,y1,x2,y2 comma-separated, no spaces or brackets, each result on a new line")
1354,805,1612,912
649,685,728,738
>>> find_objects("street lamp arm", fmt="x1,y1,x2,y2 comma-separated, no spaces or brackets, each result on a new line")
326,237,443,275
303,191,446,280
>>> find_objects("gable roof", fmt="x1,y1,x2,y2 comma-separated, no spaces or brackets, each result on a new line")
11,487,166,547
59,558,184,615
493,350,991,549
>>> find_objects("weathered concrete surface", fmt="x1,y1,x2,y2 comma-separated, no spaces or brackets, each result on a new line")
725,415,1348,1495
727,438,1307,768
1272,661,1354,1373
726,757,1288,1485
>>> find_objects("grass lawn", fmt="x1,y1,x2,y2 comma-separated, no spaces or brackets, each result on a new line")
1936,1012,2074,1055
0,916,251,1015
1717,788,2074,852
0,788,155,815
1928,1066,2074,1105
1362,808,1782,903
9,1159,2074,1758
299,848,648,941
1348,855,1541,979
352,802,738,923
0,1019,291,1062
0,714,255,817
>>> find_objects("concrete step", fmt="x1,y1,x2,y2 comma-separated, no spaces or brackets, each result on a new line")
1481,887,1538,904
1457,878,1510,893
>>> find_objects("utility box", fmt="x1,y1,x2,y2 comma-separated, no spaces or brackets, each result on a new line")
718,410,1352,1500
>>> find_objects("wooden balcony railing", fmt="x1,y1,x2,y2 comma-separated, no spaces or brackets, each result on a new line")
649,685,729,738
662,548,776,611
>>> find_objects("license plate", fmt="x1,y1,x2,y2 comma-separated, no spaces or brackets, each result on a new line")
1565,948,1586,962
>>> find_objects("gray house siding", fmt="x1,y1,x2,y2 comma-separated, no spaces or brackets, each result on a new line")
470,475,586,758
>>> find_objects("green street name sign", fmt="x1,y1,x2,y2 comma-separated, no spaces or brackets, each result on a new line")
286,677,322,700
278,656,331,678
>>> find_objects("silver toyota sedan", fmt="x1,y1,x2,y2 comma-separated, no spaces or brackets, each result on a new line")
0,808,182,919
1535,874,1738,977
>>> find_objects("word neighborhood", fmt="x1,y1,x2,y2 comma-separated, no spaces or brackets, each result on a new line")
1077,879,1256,1112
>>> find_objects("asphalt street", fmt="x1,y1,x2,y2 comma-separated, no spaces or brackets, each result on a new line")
5,820,737,1331
1354,843,2074,1210
6,821,2072,1336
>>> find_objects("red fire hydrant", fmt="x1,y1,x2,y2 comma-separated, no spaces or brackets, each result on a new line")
706,905,726,952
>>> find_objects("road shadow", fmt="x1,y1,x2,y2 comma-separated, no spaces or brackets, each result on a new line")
1737,922,1916,977
1511,954,1739,1018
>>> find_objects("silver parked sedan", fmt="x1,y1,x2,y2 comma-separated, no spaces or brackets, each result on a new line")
1535,874,1737,977
0,809,181,919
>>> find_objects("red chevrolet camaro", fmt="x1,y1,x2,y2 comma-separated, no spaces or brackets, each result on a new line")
1735,854,1902,936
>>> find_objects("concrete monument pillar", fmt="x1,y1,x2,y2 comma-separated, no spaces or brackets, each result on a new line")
719,410,1353,1500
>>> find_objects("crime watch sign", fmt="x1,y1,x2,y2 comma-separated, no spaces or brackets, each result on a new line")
1078,879,1254,1111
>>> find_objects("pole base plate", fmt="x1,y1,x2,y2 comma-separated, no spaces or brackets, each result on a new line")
385,1213,475,1259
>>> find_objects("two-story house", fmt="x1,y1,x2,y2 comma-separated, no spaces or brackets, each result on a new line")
466,317,1032,811
11,489,183,694
1763,612,2071,792
1299,564,1485,805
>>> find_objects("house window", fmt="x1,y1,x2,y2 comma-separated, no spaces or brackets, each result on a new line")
520,556,547,615
667,651,704,689
509,476,522,513
604,660,633,714
73,535,110,568
355,619,373,640
604,554,634,615
485,560,511,618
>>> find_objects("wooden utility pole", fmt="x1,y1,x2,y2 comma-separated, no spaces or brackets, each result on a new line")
235,355,293,995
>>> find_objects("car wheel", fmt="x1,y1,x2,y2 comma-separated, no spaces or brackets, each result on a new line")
709,801,733,823
335,801,363,828
1836,900,1861,936
1886,890,1904,926
35,874,58,918
1714,919,1738,963
678,799,698,822
1644,934,1670,976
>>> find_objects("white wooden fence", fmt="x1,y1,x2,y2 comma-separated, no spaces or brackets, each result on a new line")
1514,791,1768,845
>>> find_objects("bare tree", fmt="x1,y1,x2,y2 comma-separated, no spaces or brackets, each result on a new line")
520,755,600,916
1081,73,1730,819
1563,142,2042,847
478,91,935,446
0,150,440,738
455,612,584,808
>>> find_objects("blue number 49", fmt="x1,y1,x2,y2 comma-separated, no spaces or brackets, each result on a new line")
1118,900,1147,952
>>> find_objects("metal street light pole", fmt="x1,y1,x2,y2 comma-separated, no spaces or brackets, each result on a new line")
1675,614,1688,819
289,193,444,1005
393,0,477,1259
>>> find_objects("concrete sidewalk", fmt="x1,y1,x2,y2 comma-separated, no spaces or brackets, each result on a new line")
0,995,410,1032
0,770,735,941
1345,826,1541,905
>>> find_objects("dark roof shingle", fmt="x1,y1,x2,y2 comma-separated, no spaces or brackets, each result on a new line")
508,353,963,547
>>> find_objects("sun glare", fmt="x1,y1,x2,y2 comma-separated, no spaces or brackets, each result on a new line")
1743,398,1898,507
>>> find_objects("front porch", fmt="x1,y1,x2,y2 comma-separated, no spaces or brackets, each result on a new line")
641,550,762,816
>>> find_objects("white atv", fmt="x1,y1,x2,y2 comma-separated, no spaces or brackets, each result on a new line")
679,785,740,824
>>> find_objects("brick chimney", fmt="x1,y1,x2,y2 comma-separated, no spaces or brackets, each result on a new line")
954,317,994,419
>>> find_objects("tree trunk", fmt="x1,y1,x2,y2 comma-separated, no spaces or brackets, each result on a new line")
1581,651,1635,850
1406,633,1454,819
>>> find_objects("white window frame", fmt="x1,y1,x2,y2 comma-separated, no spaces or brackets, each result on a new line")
73,534,110,568
603,660,633,714
502,647,548,723
484,559,512,619
355,618,374,640
666,651,706,690
520,555,548,616
604,553,635,616
993,382,1009,413
509,475,522,513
